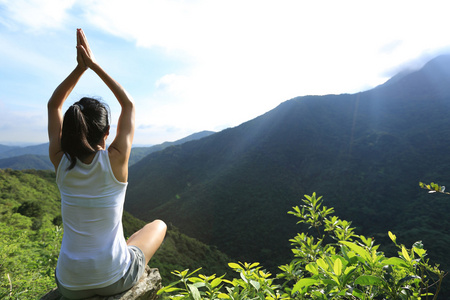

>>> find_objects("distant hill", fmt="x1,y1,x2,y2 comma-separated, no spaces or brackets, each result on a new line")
0,154,53,170
0,144,18,154
125,54,450,282
0,143,48,159
0,131,215,170
129,130,215,166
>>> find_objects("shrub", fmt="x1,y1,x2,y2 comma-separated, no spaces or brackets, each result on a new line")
159,193,445,299
17,201,43,218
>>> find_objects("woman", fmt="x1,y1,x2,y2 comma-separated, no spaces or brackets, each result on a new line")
48,28,167,299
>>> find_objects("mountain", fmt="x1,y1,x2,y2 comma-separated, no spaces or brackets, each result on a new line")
0,143,53,170
0,131,215,170
0,144,18,154
128,130,215,166
0,154,53,170
0,143,48,159
125,55,450,275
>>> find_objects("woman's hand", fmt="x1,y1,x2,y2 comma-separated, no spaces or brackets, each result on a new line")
76,28,97,69
76,30,87,70
77,32,88,70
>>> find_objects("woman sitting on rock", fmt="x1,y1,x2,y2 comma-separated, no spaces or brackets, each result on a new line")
47,28,166,299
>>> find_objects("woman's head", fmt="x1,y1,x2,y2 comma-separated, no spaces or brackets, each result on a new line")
61,97,110,169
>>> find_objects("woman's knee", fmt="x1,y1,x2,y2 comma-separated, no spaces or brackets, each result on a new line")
142,219,166,237
127,220,166,247
148,219,167,232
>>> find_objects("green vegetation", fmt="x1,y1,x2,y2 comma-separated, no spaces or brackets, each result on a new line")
159,194,445,299
0,169,230,298
0,172,448,298
0,169,62,298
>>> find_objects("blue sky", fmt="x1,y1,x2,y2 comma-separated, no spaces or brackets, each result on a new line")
1,0,450,146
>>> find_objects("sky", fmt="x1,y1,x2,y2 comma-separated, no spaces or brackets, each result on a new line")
1,0,450,146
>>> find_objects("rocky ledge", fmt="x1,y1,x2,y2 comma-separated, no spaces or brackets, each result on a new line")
40,267,162,300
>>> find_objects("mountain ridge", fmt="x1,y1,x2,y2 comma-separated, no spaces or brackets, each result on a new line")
0,130,215,170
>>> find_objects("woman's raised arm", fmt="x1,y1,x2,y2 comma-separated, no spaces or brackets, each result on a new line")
47,31,87,171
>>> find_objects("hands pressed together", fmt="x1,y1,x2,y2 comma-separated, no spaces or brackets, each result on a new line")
48,28,135,174
76,28,96,69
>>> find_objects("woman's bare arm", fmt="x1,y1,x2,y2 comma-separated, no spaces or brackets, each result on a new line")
47,32,87,170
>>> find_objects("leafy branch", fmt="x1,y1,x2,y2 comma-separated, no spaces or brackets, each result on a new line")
419,182,450,195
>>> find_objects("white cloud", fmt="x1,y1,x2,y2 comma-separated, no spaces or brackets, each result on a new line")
83,0,450,91
75,0,450,144
0,0,76,30
3,0,450,144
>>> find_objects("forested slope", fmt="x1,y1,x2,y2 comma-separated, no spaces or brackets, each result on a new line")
125,55,450,276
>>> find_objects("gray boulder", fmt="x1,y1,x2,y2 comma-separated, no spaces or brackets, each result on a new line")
40,267,161,300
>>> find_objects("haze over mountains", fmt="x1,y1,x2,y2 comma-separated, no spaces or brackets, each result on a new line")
124,55,450,272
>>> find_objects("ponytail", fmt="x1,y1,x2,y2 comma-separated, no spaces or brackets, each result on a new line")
61,97,110,170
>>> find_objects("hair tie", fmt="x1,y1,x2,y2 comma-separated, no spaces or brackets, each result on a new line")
75,103,84,111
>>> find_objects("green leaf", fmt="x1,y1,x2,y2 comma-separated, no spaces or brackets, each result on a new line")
157,280,182,295
354,275,383,286
188,283,201,300
413,247,426,258
340,241,371,261
228,262,241,270
334,258,343,276
388,231,397,243
352,288,365,299
322,279,337,286
402,246,411,262
188,277,203,283
383,257,408,267
317,258,328,271
330,274,340,286
211,278,222,288
187,267,203,278
250,279,260,290
342,266,357,285
157,285,182,295
291,278,319,294
306,263,319,275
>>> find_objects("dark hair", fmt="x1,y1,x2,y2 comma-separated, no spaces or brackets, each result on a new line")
61,97,110,170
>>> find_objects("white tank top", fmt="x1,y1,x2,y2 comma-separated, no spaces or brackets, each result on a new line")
56,150,130,290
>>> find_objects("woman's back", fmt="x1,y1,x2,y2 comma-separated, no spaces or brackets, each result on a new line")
56,150,130,289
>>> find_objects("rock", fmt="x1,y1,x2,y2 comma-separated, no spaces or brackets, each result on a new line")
40,267,162,300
